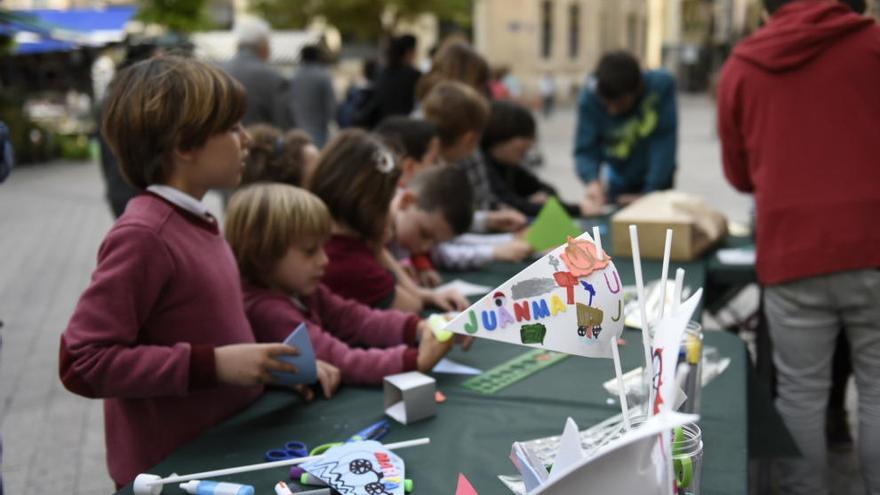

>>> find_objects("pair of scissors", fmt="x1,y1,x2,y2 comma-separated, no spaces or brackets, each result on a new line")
309,419,392,456
265,440,309,461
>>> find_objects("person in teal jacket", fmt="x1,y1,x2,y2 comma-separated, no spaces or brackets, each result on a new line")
574,51,678,214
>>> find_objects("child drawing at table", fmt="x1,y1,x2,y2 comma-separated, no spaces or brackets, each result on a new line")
307,129,468,313
226,183,463,385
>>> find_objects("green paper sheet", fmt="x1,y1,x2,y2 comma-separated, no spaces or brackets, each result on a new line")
524,197,583,251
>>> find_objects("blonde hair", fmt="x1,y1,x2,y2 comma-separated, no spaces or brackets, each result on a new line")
225,183,331,288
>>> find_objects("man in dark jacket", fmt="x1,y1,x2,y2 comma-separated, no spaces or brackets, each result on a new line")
364,34,422,127
717,1,880,492
223,18,293,130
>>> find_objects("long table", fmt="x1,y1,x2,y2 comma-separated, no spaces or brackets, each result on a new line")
117,251,753,494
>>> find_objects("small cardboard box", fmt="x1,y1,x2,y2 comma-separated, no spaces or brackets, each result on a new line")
383,371,436,425
611,191,727,261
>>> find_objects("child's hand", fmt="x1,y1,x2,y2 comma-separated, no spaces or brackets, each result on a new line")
486,208,528,232
580,180,606,217
425,288,469,312
528,191,550,204
493,239,533,262
315,360,342,399
416,325,454,372
418,269,443,288
214,343,299,387
456,334,475,351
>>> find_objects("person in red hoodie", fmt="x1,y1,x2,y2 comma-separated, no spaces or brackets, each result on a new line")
226,183,465,385
59,56,309,488
717,1,880,492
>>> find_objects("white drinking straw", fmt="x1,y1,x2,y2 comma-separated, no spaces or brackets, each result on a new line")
658,229,673,320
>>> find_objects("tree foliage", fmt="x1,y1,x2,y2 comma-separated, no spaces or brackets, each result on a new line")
249,0,471,40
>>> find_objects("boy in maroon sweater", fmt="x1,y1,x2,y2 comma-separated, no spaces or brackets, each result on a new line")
226,183,458,384
717,1,880,492
59,56,309,488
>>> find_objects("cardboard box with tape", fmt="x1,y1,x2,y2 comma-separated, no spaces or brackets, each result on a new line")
611,191,727,261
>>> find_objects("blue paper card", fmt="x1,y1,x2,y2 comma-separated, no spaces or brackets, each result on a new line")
271,323,318,386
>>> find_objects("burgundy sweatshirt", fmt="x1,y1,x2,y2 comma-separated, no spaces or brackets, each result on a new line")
323,234,396,308
244,285,420,385
59,193,263,486
717,1,880,284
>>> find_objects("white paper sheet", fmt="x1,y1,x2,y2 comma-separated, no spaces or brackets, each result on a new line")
432,357,482,375
717,247,756,265
436,279,493,297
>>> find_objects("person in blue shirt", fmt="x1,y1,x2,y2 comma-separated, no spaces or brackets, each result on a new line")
574,51,678,215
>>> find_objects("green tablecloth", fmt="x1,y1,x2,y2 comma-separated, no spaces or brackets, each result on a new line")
116,335,747,495
117,253,752,495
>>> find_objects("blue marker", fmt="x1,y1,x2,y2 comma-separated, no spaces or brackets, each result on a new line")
346,419,391,443
179,480,254,495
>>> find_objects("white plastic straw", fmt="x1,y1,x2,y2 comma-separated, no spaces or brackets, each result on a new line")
148,438,430,486
592,226,604,261
610,340,632,430
658,229,673,320
629,225,653,373
672,268,685,312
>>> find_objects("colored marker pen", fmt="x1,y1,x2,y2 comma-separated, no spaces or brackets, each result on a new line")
179,480,255,495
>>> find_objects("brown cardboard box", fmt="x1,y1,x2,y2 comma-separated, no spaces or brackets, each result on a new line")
611,191,728,261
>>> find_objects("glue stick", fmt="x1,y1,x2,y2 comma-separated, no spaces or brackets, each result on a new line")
179,480,255,495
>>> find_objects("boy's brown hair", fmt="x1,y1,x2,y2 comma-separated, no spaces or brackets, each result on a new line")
242,124,314,186
407,166,474,235
421,81,490,148
306,129,401,243
101,55,247,189
225,183,332,288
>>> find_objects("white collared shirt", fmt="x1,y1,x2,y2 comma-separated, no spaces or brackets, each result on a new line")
146,185,214,221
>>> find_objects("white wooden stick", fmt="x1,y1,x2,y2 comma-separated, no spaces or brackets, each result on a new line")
658,229,673,320
672,268,685,312
629,225,653,372
592,225,604,261
147,438,430,486
610,340,632,430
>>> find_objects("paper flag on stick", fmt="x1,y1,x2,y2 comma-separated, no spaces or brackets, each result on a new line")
301,441,406,495
271,323,317,386
455,473,479,495
443,231,624,359
650,289,702,417
524,197,583,251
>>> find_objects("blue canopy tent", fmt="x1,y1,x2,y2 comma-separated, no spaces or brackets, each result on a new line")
3,6,136,55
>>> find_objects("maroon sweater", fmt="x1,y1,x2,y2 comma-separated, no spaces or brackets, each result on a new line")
323,234,396,308
244,285,419,385
717,1,880,284
59,194,263,487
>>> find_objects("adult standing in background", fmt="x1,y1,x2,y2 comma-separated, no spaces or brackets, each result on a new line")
223,17,293,130
361,34,422,127
290,45,337,148
538,72,557,118
717,1,880,492
574,51,677,214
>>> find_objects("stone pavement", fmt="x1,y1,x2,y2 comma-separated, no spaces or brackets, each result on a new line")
0,94,862,494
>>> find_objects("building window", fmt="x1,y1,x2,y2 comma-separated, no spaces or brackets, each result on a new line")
541,0,554,59
568,3,580,59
